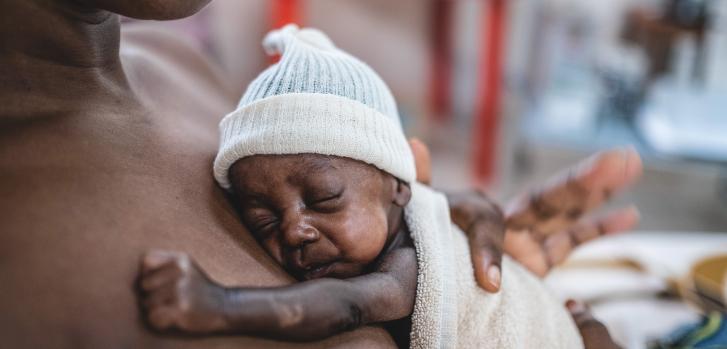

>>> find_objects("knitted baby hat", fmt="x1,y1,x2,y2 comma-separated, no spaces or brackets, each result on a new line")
213,24,416,189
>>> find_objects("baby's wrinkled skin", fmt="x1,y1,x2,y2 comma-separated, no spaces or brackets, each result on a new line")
232,155,411,281
139,154,418,342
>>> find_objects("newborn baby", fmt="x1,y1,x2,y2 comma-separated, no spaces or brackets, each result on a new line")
139,25,583,348
142,153,418,341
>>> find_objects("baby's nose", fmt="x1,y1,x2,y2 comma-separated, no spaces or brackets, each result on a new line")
281,216,320,248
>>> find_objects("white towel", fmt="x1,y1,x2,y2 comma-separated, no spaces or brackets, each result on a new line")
405,183,584,349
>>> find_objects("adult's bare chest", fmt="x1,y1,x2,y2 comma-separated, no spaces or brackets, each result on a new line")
0,104,396,348
0,99,291,277
0,39,395,347
0,101,294,345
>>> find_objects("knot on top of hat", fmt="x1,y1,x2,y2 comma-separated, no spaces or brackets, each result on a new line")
262,23,337,56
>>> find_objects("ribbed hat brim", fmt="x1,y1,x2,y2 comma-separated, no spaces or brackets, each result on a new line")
214,93,416,189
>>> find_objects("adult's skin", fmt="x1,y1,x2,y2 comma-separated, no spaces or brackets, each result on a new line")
1,0,392,347
0,0,639,347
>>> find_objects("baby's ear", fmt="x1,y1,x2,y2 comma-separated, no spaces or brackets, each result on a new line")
392,179,412,207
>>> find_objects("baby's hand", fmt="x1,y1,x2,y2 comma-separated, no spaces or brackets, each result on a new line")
139,250,229,334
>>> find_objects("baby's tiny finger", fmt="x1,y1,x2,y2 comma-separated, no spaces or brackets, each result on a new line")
141,250,180,272
141,264,183,291
148,307,179,331
143,285,177,309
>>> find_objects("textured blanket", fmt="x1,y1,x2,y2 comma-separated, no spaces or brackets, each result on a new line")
405,183,584,349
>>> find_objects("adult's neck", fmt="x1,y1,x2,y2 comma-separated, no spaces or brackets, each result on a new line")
0,0,133,118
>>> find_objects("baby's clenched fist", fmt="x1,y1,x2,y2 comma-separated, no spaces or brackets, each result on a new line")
139,250,229,334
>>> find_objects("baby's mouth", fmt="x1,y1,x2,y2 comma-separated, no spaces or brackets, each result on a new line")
300,261,336,280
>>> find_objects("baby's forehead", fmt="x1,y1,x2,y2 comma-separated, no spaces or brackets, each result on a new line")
232,154,384,189
296,155,340,174
297,155,387,177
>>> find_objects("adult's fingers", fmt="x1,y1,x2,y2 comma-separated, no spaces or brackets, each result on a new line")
566,300,602,329
409,138,432,185
544,206,639,268
566,299,592,322
504,229,551,277
468,219,505,293
448,190,506,291
566,300,622,349
577,146,643,197
506,147,642,236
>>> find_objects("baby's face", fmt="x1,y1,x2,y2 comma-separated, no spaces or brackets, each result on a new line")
229,154,406,281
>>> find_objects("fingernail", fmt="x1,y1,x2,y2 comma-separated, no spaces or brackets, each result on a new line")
487,265,501,289
566,299,586,313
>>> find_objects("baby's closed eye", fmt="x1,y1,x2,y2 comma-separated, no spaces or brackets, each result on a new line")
307,189,345,212
254,216,278,231
244,209,279,236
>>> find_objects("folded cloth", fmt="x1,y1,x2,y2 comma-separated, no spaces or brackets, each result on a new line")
405,183,584,349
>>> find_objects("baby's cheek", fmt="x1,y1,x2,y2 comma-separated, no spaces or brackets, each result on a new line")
261,239,284,264
338,209,389,263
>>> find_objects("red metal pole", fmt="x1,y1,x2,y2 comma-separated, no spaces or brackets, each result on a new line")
269,0,302,63
270,0,302,29
473,0,506,187
429,0,453,122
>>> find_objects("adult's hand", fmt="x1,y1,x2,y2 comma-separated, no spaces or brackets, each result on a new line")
410,140,642,290
411,139,505,293
447,189,505,292
566,300,622,349
504,147,642,277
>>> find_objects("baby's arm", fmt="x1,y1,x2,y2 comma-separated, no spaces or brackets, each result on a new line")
139,247,417,341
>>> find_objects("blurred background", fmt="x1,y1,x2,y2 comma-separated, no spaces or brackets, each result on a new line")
125,0,727,232
123,0,727,347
